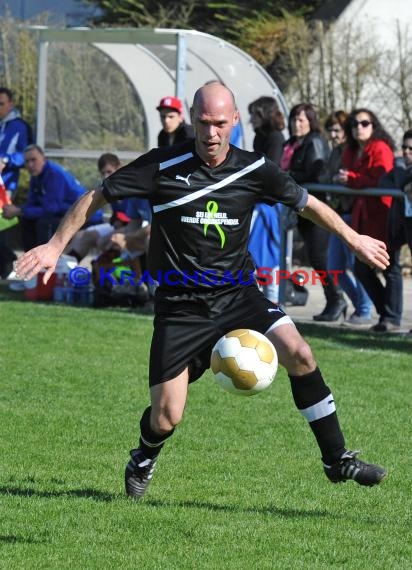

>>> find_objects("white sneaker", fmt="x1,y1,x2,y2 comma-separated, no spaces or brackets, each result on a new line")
7,269,28,291
6,270,21,281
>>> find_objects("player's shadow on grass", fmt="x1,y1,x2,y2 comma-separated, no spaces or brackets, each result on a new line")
297,323,412,355
1,485,334,519
146,498,333,520
0,534,44,544
0,485,118,502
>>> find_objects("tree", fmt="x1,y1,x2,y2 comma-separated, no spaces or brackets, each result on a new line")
374,21,412,132
84,0,198,29
82,0,324,40
4,3,412,160
0,12,38,127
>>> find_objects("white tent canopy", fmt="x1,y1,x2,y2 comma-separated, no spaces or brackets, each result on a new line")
35,27,288,156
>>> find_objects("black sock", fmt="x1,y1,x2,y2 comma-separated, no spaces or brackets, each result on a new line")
289,367,346,464
138,406,175,459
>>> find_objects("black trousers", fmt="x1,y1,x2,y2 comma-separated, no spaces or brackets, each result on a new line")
20,217,63,252
354,250,402,325
0,230,17,277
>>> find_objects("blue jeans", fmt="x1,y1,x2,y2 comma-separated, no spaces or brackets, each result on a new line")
327,214,373,317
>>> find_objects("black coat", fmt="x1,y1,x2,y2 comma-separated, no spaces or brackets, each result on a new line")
288,132,329,181
157,122,194,147
253,129,285,166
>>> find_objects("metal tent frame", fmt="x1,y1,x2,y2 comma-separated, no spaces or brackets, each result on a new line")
34,27,289,157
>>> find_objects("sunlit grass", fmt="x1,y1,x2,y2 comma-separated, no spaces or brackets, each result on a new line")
1,300,411,569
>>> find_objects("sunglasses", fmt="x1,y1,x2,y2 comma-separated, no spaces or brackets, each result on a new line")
352,120,372,128
402,144,412,151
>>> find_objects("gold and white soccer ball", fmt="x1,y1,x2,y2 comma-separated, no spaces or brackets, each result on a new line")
210,329,278,396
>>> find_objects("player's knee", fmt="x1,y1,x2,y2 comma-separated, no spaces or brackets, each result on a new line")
292,340,316,371
152,404,184,434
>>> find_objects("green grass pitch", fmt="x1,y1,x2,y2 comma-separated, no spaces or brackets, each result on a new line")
0,299,411,569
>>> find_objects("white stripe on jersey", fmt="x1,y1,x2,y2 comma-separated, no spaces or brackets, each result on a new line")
159,152,194,171
153,156,266,213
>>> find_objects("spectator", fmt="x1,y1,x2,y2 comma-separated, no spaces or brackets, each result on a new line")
229,119,243,148
66,153,130,262
2,144,99,251
322,110,373,324
281,103,345,321
97,153,130,224
0,87,32,193
248,202,283,303
92,196,152,305
248,96,286,302
248,96,285,165
157,96,194,147
336,108,395,331
0,87,32,277
0,173,18,277
376,129,412,332
103,196,152,281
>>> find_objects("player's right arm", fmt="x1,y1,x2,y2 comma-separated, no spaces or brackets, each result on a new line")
15,187,107,283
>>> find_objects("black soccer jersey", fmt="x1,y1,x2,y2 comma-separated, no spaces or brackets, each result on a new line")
102,140,308,289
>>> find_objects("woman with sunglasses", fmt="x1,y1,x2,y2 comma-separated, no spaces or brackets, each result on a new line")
336,108,395,331
320,111,373,324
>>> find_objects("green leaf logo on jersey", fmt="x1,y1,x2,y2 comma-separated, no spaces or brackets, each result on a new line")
204,200,226,248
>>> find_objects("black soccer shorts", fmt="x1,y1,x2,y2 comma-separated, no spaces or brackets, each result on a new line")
149,284,293,386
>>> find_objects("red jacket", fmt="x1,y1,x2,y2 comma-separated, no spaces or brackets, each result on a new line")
342,139,394,242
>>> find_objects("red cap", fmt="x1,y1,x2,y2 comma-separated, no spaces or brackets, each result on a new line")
156,96,183,114
115,211,131,223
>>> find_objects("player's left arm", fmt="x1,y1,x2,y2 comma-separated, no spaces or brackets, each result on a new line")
299,193,389,270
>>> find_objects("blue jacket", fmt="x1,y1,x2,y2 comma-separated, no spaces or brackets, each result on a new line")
248,203,283,268
22,160,102,224
230,121,243,149
0,108,32,192
126,197,152,223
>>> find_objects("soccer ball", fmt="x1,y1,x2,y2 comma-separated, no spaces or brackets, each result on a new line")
210,329,278,396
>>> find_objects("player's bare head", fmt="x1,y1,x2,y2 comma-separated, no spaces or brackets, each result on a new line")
192,83,237,116
190,83,239,167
